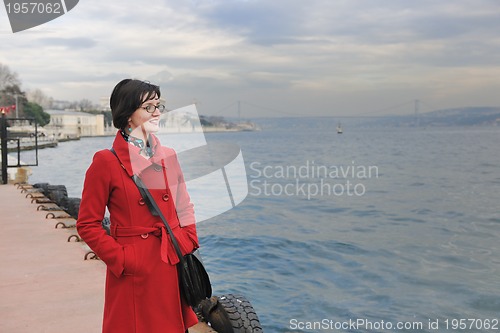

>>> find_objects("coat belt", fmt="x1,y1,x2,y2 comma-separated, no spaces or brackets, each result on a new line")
110,222,181,265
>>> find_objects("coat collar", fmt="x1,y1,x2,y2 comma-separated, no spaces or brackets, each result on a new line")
112,131,172,177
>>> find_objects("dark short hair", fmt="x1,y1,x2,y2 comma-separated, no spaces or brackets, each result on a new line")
110,79,161,129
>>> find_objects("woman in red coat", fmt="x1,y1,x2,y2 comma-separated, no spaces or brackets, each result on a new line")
77,79,199,333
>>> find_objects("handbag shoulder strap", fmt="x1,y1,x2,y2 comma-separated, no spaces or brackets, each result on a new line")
108,148,157,216
109,148,184,262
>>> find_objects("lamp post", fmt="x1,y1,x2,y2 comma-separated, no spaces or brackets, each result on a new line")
1,108,8,184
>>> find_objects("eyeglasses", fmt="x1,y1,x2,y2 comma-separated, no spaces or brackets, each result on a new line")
141,104,166,113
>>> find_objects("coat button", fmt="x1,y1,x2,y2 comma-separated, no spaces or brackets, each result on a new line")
138,198,146,206
162,193,169,202
154,165,162,172
141,233,149,239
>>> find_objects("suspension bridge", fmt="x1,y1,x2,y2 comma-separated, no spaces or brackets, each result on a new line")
207,99,437,122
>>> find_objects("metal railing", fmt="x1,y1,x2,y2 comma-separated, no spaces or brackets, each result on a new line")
1,115,40,184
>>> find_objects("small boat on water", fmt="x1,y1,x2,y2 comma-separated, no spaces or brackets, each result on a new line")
336,122,343,134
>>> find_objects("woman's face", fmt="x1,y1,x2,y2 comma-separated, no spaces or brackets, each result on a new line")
128,94,161,134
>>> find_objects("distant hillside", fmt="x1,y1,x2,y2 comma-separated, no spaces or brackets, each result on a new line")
421,107,500,126
384,106,500,127
199,115,260,131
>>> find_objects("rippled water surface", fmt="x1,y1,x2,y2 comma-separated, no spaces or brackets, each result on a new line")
26,118,500,332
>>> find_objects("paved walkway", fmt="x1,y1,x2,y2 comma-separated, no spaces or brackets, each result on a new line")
0,183,105,332
0,183,213,333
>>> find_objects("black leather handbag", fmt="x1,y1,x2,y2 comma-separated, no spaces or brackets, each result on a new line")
133,175,212,307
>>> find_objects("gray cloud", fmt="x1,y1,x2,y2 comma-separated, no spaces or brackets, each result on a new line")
198,0,306,45
195,0,500,44
34,37,97,49
1,0,500,117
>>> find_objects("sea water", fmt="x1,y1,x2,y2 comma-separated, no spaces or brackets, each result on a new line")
26,118,500,332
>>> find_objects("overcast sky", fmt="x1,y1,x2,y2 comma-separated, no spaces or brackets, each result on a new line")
1,0,500,118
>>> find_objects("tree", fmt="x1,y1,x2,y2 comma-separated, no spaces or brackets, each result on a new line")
23,102,50,126
0,63,21,91
207,116,226,126
1,84,25,117
27,88,53,109
77,98,95,111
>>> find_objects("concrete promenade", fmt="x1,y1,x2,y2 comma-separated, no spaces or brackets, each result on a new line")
0,184,213,333
0,183,105,332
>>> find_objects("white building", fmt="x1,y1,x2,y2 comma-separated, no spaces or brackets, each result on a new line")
44,110,105,139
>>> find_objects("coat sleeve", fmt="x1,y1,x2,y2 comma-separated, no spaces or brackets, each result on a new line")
174,223,199,255
170,150,199,255
76,151,125,277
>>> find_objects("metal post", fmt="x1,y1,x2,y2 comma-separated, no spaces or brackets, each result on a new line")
17,139,21,167
35,121,39,166
14,94,18,118
1,112,8,184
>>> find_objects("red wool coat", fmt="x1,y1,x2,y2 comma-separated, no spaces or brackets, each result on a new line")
77,131,199,333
